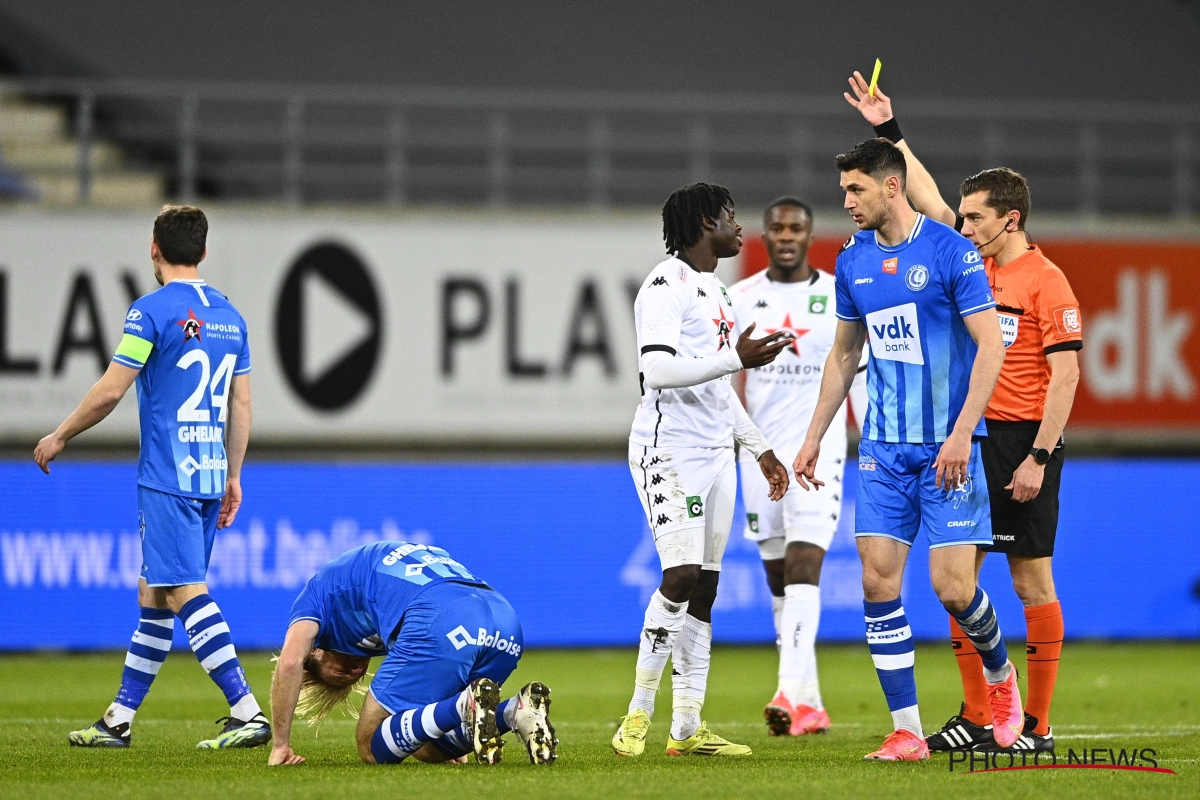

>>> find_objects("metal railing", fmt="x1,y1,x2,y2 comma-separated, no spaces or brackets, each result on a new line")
3,77,1198,215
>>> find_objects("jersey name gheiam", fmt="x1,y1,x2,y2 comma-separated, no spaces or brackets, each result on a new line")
113,279,250,498
729,269,849,455
834,215,994,444
288,541,492,657
630,257,742,449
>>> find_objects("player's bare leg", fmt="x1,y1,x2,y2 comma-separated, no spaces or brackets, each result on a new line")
858,536,927,760
931,545,1023,748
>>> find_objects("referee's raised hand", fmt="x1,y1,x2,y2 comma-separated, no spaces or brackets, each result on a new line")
736,322,793,368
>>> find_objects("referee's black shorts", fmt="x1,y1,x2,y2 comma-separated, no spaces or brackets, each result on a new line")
980,419,1064,557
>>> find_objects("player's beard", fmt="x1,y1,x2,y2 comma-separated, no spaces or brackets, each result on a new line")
153,263,164,286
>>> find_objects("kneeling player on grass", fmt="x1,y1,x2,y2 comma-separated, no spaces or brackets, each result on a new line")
268,541,556,767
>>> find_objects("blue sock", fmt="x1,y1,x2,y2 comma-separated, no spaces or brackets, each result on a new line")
497,696,516,735
178,594,254,709
865,598,918,712
113,607,174,715
371,693,467,764
952,587,1009,673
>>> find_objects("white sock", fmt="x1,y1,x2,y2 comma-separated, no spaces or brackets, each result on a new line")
104,702,136,728
984,661,1013,684
771,595,784,651
670,614,712,741
231,693,263,722
778,583,823,710
891,704,922,738
628,590,689,718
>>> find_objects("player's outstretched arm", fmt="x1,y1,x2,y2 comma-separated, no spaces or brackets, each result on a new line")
844,71,957,227
219,374,252,529
269,620,319,766
720,381,789,500
34,363,139,473
934,309,1005,490
794,321,867,489
640,322,791,390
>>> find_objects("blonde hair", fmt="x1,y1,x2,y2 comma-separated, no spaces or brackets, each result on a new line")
272,653,370,726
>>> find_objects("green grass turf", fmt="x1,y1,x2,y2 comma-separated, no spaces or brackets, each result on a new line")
0,642,1196,799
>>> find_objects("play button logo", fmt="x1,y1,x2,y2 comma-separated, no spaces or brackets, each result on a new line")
275,242,382,411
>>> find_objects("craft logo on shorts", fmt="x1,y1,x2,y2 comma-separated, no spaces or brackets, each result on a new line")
746,513,759,533
882,258,898,275
808,295,828,314
1054,305,1082,334
687,496,704,518
905,264,930,292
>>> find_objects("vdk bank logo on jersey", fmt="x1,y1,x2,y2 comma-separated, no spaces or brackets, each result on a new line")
865,303,924,366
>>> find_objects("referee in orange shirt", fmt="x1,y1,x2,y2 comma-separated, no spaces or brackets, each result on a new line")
846,72,1082,754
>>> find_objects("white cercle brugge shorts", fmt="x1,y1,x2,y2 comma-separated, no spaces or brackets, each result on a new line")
739,450,846,560
628,442,736,571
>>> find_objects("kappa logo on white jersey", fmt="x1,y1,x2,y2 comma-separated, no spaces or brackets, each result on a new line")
445,625,522,658
865,303,924,366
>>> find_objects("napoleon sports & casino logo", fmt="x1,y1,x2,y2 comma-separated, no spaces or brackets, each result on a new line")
948,746,1176,775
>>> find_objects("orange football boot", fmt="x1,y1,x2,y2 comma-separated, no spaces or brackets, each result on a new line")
864,729,930,761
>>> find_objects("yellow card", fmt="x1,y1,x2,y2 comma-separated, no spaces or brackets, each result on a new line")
869,58,882,97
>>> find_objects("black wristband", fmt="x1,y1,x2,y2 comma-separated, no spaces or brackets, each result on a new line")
873,118,903,143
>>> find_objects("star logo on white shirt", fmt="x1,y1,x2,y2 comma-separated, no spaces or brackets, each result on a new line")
712,305,733,351
766,313,809,356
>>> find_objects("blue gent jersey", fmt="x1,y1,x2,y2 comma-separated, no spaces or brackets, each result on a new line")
835,215,995,444
288,541,491,657
113,279,251,498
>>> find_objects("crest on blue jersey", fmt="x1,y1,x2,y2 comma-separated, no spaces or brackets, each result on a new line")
905,264,929,292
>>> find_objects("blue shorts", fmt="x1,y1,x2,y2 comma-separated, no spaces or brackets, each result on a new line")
369,581,523,719
855,438,992,549
138,485,221,587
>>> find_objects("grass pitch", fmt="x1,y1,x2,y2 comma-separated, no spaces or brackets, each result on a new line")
0,642,1196,799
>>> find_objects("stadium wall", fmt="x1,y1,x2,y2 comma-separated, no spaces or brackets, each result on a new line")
1,211,1199,449
0,459,1197,650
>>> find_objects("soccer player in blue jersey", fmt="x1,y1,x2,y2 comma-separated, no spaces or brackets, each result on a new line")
267,541,556,767
35,206,270,750
792,139,1023,760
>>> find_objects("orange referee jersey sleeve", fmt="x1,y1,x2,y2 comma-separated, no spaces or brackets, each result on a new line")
986,247,1082,421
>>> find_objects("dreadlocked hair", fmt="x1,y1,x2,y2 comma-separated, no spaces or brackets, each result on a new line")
271,652,370,727
662,182,734,255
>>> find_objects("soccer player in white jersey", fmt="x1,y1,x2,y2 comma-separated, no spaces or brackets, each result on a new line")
613,183,792,758
729,197,868,738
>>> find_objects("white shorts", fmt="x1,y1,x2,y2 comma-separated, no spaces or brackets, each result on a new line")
629,443,736,572
740,450,846,559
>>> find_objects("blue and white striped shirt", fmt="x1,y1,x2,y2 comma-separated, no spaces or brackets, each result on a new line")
835,215,995,444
